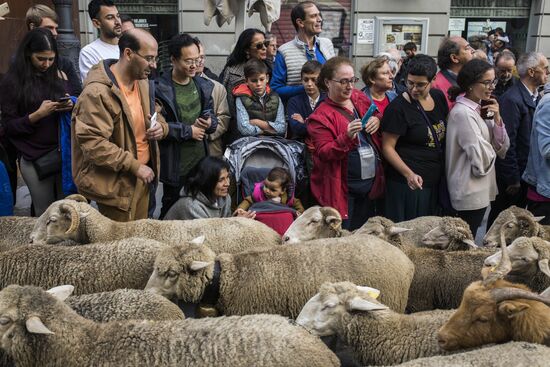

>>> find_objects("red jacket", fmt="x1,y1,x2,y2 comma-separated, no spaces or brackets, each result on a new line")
306,89,381,219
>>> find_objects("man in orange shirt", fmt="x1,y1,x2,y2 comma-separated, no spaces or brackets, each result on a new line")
72,28,167,221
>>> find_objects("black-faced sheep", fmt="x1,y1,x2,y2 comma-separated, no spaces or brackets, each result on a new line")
358,216,496,312
0,285,340,367
30,199,281,253
145,235,415,317
296,281,453,366
483,206,549,247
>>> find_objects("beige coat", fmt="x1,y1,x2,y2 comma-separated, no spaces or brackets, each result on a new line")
71,60,168,211
204,75,230,157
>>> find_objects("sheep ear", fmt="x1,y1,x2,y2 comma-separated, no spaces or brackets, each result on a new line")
26,316,54,335
534,216,546,222
325,215,342,230
462,239,478,249
389,226,411,235
348,297,388,312
189,261,211,271
46,285,74,301
538,259,550,278
497,301,530,319
356,285,381,300
189,236,205,246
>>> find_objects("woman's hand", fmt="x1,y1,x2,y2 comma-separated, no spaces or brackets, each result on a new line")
233,208,256,219
482,97,502,125
30,100,59,123
364,116,380,135
55,95,74,112
291,113,305,124
406,172,423,190
347,119,362,139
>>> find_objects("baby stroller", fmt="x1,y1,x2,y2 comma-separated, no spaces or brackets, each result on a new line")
224,136,308,236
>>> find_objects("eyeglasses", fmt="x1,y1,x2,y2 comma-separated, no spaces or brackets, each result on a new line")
406,80,430,91
532,65,550,75
181,56,204,67
477,79,498,88
133,51,159,65
330,77,359,86
251,41,270,50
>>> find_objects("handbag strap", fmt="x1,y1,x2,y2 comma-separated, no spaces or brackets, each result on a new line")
406,92,443,152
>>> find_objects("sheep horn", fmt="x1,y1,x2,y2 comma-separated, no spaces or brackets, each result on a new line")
60,203,80,235
491,287,550,306
65,194,87,203
483,220,512,286
26,316,54,335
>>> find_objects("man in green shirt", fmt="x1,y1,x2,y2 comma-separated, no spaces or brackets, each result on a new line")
155,33,218,217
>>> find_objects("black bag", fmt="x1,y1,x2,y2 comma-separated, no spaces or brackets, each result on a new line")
32,149,62,180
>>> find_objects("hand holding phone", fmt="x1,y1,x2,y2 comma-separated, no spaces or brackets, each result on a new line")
362,103,378,129
480,98,496,119
150,112,158,128
56,96,71,103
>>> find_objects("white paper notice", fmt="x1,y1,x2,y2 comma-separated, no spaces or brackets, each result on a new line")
357,19,375,44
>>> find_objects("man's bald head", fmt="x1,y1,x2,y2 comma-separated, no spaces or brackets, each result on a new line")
118,28,159,80
119,28,157,54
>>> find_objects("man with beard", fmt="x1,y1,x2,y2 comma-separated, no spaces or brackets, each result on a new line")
79,0,122,82
271,1,335,102
72,29,167,221
493,50,517,97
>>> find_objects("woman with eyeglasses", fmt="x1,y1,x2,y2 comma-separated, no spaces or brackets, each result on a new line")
307,57,381,230
0,28,73,216
381,54,448,222
446,59,509,235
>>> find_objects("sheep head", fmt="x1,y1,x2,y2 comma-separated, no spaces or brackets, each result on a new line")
356,216,410,243
421,217,476,250
282,206,342,244
145,237,217,302
483,206,544,247
296,282,385,337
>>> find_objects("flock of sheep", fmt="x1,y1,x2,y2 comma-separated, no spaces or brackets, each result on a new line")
1,194,550,366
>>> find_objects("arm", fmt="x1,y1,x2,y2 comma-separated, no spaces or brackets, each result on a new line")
382,132,423,190
155,99,194,142
237,196,253,211
78,47,96,83
267,97,286,136
208,85,230,141
287,96,308,138
490,120,509,159
536,102,550,160
235,97,261,136
201,91,218,134
270,52,304,101
293,198,305,214
306,114,358,161
1,89,58,137
73,90,140,175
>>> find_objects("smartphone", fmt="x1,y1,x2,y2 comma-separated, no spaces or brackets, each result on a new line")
0,2,9,18
480,98,496,119
56,96,71,103
150,112,158,128
361,103,378,128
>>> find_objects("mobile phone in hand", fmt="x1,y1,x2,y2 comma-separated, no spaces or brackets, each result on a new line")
480,98,495,119
56,96,71,103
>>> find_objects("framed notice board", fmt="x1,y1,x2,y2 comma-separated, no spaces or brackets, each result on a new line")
374,17,429,55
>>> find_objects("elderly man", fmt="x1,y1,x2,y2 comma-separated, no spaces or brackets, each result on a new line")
493,50,517,97
489,52,549,227
271,1,335,102
72,29,167,221
431,36,474,110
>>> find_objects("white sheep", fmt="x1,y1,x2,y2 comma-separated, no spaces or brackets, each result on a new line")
282,206,345,244
0,285,340,367
296,281,453,366
483,206,549,247
145,235,415,317
0,216,36,251
30,199,281,253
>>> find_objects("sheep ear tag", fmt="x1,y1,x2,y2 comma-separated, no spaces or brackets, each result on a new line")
190,236,205,246
356,285,381,300
462,239,478,249
47,285,75,301
349,297,387,312
538,259,550,278
26,316,54,335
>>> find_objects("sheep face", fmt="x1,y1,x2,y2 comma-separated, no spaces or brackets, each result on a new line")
282,206,342,244
145,241,216,303
296,282,385,337
422,218,476,250
356,217,409,243
437,280,532,350
30,201,80,244
484,237,549,279
483,207,544,247
421,226,451,249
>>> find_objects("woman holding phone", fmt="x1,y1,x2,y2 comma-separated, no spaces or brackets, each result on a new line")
381,54,448,222
307,56,381,230
0,28,73,215
446,59,509,235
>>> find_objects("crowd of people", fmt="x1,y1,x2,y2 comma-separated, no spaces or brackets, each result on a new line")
1,0,549,238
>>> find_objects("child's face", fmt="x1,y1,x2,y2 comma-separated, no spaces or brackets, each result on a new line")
246,73,268,96
301,72,320,97
263,178,285,199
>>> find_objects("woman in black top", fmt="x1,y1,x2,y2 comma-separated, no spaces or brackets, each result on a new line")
0,28,73,215
381,54,448,222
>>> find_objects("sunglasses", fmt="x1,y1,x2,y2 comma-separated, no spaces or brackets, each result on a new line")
251,41,270,50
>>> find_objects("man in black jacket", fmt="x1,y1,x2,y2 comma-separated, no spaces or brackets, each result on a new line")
155,33,218,218
488,51,549,228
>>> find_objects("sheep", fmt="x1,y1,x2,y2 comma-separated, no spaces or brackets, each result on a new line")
0,216,36,250
30,199,282,253
0,238,165,295
393,342,550,367
296,281,454,366
420,216,477,251
145,235,415,317
438,235,550,350
0,284,340,367
483,236,550,294
483,205,549,247
282,206,345,244
357,216,496,312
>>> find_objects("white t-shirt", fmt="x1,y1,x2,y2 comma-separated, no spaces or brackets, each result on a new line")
79,38,120,82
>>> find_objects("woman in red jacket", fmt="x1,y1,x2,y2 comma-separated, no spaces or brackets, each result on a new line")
307,56,381,230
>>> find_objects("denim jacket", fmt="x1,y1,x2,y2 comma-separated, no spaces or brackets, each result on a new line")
522,85,550,198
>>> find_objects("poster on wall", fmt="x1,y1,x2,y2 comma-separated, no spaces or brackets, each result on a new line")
467,20,507,39
357,18,375,44
374,18,429,55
